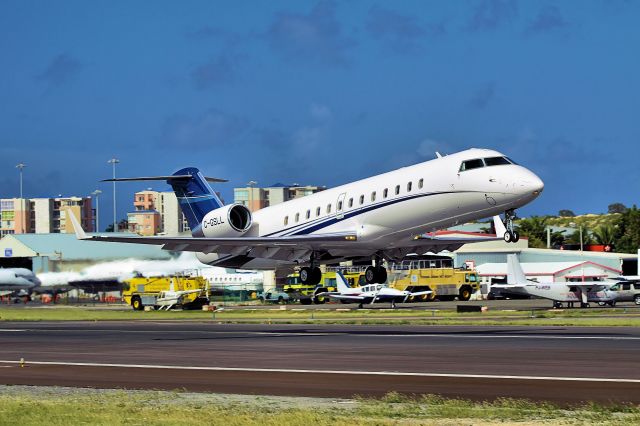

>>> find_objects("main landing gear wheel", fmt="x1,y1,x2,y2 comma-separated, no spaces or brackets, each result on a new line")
365,266,387,284
300,267,322,285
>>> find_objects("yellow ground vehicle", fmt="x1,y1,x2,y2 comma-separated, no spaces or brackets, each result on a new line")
122,276,209,310
389,258,479,301
284,269,364,304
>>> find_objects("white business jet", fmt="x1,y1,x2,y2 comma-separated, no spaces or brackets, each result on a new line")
492,254,616,308
69,148,543,286
319,271,431,308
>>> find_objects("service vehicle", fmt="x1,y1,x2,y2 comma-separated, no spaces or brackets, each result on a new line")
283,269,364,304
122,275,209,310
605,278,640,305
388,257,480,301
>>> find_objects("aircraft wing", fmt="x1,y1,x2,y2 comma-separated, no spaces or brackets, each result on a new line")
408,290,433,296
411,215,507,252
318,292,366,301
68,211,357,252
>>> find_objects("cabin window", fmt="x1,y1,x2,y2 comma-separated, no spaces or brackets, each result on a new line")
295,213,300,223
284,216,289,226
371,191,376,202
337,200,343,211
348,198,353,208
395,185,400,195
459,158,485,172
407,182,412,192
306,210,311,219
383,188,388,198
326,204,332,214
316,207,321,217
418,179,423,189
359,195,364,205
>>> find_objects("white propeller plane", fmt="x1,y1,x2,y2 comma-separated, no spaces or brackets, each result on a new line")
319,271,431,308
492,254,617,308
69,148,543,285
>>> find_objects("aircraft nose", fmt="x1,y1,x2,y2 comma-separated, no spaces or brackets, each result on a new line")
519,170,544,198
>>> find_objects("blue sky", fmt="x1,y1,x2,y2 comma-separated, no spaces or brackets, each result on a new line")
1,0,638,228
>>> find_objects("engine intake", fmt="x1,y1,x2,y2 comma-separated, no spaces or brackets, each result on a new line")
201,204,252,238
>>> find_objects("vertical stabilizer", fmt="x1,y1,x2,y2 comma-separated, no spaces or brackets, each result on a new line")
336,272,351,293
506,254,527,285
168,167,223,233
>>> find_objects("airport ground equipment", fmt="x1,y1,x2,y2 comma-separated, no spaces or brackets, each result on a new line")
122,276,209,310
257,290,291,304
283,269,364,304
388,258,480,301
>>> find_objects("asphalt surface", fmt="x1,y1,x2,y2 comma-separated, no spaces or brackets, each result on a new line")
1,322,639,404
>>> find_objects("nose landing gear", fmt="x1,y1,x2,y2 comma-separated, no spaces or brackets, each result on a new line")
503,209,520,243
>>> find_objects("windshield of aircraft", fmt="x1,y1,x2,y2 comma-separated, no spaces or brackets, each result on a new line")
459,156,516,172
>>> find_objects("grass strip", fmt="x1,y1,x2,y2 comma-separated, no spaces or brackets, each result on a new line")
0,387,638,425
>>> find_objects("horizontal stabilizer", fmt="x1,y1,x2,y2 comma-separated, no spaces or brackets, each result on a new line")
102,175,228,183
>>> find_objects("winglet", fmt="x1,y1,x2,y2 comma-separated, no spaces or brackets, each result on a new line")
493,215,507,239
67,209,88,239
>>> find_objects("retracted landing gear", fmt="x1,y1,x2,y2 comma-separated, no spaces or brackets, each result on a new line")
503,209,520,243
365,255,388,284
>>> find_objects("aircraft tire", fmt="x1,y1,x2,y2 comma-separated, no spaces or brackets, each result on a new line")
365,266,377,284
634,295,640,305
511,231,520,243
299,267,312,284
311,267,322,286
375,267,387,283
503,231,513,243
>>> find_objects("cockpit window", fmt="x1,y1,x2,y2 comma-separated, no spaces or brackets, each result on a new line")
459,159,485,172
484,156,512,166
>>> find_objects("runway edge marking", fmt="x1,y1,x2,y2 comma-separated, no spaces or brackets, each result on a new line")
0,360,639,384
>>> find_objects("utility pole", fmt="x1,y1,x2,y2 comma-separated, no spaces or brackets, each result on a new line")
92,189,102,232
16,163,26,198
107,158,120,232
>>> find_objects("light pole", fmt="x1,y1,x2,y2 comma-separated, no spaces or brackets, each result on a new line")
107,158,120,232
570,222,584,282
247,180,257,211
16,163,26,198
92,190,102,232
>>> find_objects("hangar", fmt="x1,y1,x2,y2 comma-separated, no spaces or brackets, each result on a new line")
0,233,172,273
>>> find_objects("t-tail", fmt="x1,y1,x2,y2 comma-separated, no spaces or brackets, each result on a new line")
168,167,224,233
102,168,228,236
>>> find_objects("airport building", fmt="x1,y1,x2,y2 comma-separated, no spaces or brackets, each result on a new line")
0,233,171,273
127,190,191,236
0,196,94,237
233,183,326,212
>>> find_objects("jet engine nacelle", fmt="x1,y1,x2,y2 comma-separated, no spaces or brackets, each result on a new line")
201,204,252,238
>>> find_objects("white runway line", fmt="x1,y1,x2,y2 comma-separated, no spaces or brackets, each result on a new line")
0,330,26,332
3,328,640,341
0,360,639,384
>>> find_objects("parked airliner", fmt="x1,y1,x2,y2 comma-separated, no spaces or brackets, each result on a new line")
0,268,41,297
70,148,543,286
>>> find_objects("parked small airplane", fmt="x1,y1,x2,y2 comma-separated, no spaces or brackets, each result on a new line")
0,268,41,298
492,254,616,308
70,148,543,284
318,271,432,308
155,289,204,310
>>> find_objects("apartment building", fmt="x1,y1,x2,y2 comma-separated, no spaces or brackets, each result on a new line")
0,197,94,237
233,183,326,211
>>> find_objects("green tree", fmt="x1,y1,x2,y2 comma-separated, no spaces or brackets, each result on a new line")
614,205,640,253
558,209,575,217
608,203,627,214
592,224,616,245
516,216,548,248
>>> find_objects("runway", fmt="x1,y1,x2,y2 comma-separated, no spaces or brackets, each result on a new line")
1,322,639,404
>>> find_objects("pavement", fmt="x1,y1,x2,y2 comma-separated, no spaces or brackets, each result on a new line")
1,322,639,404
